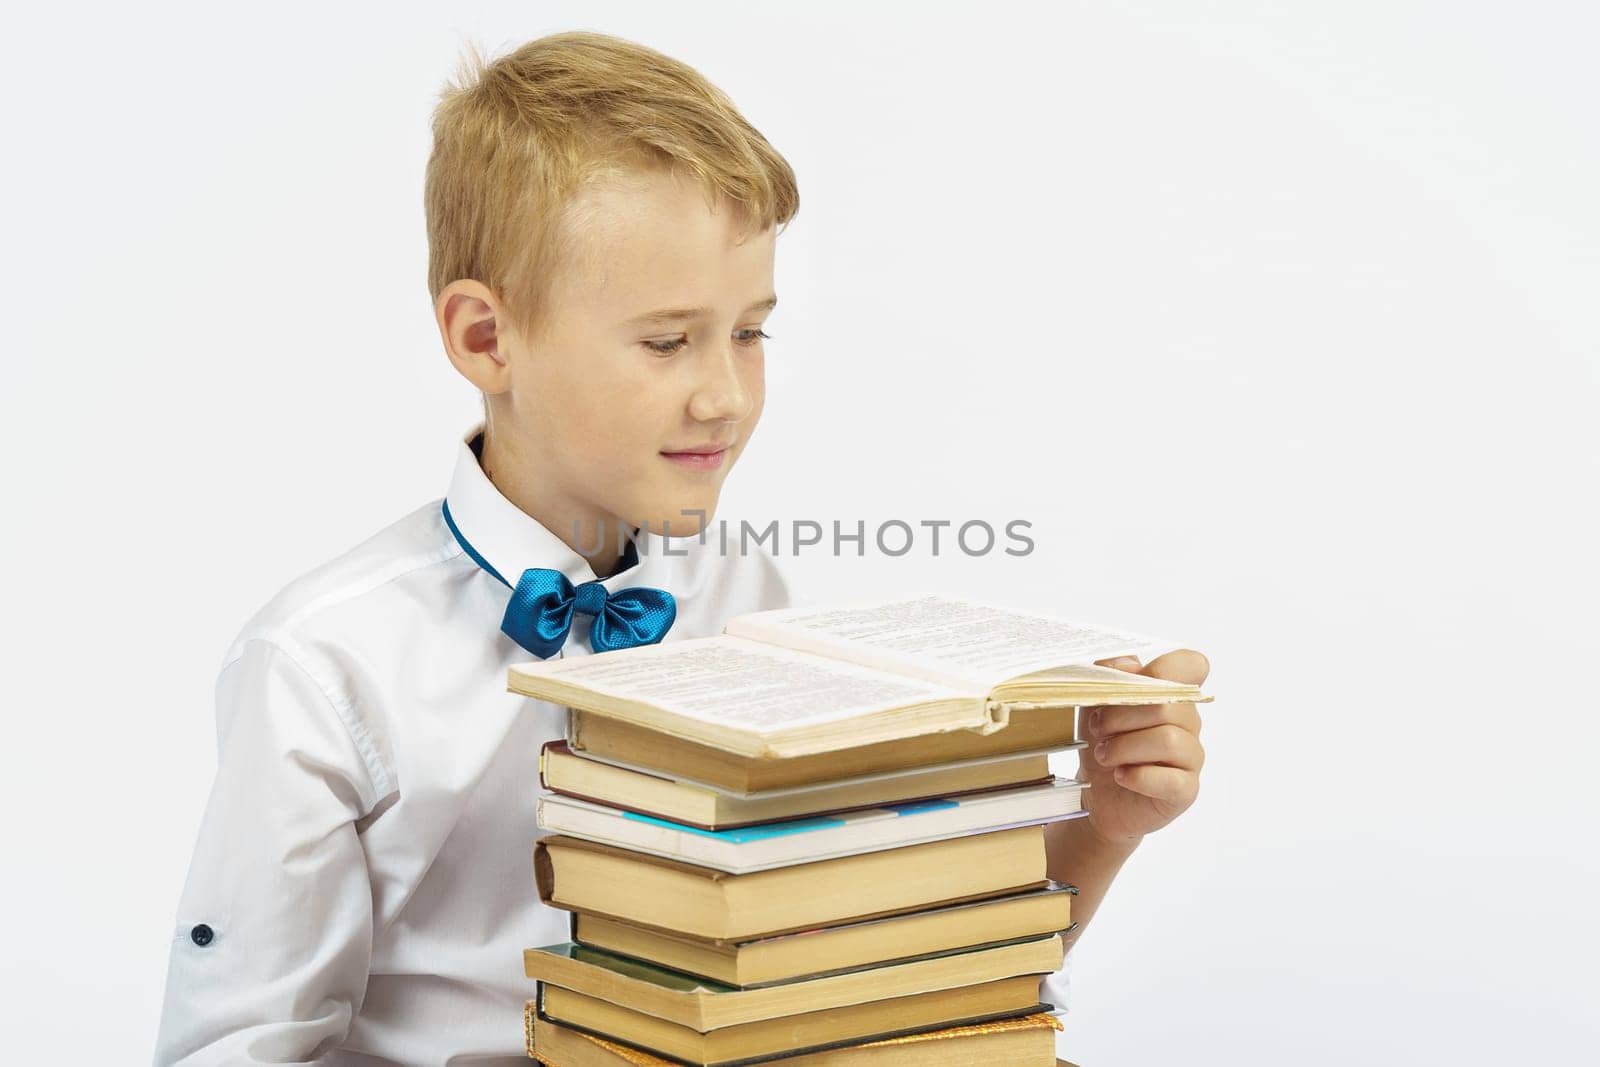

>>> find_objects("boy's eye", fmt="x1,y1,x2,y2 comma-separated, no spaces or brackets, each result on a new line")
641,329,771,357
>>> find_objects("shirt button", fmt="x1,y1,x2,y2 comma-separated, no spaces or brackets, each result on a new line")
190,923,214,946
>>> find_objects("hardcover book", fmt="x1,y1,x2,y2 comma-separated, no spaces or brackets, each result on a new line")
534,825,1051,941
534,978,1047,1066
525,1008,1064,1065
509,595,1209,761
535,778,1085,874
521,936,1064,1031
565,704,1084,793
539,740,1062,830
570,883,1076,988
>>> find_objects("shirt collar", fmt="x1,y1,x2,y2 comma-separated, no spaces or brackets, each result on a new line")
443,421,672,590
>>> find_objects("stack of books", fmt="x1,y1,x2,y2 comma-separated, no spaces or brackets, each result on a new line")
509,596,1209,1066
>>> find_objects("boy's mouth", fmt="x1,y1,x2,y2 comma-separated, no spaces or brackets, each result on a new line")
660,442,731,472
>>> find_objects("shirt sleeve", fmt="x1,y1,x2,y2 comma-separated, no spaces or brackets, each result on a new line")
153,637,385,1066
1040,943,1072,1014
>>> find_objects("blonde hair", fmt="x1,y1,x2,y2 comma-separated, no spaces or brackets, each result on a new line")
425,30,800,345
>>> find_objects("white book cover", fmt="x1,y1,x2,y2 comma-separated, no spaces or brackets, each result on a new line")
556,732,1085,799
535,777,1088,874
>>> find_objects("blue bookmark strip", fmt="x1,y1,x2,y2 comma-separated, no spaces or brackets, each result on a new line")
621,811,848,842
883,798,960,815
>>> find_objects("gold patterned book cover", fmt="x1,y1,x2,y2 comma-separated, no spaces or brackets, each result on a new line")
525,1003,1063,1065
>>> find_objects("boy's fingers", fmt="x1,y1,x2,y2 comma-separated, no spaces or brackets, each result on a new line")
1094,723,1205,772
1141,648,1210,686
1089,701,1202,739
1084,648,1209,741
1110,764,1199,805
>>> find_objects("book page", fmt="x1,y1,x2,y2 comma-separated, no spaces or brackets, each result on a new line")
724,595,1173,691
512,636,969,732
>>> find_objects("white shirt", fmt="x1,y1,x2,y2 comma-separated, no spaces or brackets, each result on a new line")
153,420,1069,1066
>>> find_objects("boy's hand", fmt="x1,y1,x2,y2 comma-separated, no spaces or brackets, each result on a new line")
1076,649,1210,846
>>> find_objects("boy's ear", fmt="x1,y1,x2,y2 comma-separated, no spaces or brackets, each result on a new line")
437,280,511,394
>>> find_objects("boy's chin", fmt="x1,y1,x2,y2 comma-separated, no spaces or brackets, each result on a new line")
631,495,722,539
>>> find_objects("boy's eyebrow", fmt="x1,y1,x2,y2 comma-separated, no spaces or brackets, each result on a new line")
624,295,778,327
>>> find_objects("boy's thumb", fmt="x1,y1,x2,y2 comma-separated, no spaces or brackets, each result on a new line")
1139,648,1210,686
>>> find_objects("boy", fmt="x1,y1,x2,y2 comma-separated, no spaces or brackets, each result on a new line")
153,30,1207,1066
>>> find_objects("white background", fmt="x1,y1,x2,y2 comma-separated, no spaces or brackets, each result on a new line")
2,2,1595,1063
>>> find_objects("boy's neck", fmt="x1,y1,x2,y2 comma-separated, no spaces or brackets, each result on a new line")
474,430,636,579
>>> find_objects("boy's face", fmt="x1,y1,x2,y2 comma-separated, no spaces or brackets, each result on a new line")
491,166,776,544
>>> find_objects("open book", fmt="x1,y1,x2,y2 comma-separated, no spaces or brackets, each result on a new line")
507,595,1210,760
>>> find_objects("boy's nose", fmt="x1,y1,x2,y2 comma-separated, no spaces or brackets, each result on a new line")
687,345,754,423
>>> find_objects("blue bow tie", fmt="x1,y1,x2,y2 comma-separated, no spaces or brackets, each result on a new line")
501,568,675,657
441,500,676,658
